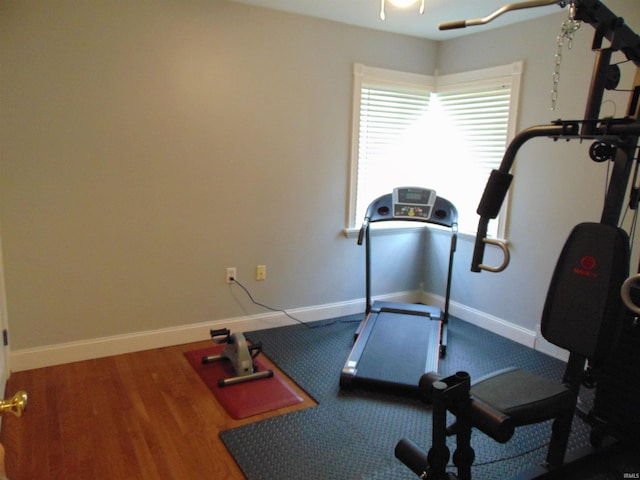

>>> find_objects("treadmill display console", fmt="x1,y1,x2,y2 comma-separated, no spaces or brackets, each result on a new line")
392,187,436,220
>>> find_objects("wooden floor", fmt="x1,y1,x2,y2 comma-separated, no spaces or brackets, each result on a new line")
0,341,316,480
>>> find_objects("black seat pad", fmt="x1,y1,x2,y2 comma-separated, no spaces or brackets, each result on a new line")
470,367,577,426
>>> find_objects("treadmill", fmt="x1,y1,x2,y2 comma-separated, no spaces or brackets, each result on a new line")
340,187,458,393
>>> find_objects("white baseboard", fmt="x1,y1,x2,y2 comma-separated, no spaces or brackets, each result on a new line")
9,291,416,372
420,292,538,349
533,324,569,361
11,290,563,372
421,293,569,361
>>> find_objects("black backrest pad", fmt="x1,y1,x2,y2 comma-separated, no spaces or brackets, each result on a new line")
541,222,629,360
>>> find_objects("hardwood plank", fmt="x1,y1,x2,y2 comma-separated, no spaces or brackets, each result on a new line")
0,341,316,479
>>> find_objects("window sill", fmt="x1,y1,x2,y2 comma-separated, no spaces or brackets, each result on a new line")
342,223,427,239
342,224,507,244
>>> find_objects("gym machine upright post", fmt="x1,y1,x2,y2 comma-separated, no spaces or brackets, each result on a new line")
340,187,458,393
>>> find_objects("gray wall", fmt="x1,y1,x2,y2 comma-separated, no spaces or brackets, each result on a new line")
0,0,437,350
1,0,639,353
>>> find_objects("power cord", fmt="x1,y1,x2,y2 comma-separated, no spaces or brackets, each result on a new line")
469,442,547,468
442,441,547,471
231,275,550,469
231,277,547,469
229,278,361,329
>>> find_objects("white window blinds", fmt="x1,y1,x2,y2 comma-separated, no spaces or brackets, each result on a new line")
356,86,431,224
350,62,521,238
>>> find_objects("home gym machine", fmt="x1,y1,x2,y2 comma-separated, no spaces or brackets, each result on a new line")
340,187,457,393
395,1,640,479
202,328,274,387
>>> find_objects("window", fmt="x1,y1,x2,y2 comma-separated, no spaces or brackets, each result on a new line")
348,62,522,238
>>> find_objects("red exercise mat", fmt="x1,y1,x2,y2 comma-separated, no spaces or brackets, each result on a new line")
184,346,304,419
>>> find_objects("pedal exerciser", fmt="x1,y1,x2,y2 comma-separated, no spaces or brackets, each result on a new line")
201,328,274,387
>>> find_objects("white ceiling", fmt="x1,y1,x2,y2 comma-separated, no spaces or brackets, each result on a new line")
228,0,565,40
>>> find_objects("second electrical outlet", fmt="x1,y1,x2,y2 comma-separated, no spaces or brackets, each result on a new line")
256,265,266,281
226,267,236,284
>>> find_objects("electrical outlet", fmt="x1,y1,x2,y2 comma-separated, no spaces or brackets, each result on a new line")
226,267,236,284
256,265,266,281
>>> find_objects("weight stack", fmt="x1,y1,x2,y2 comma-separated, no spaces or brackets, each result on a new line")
591,299,640,444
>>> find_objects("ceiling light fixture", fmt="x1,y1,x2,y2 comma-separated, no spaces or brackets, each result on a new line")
380,0,425,20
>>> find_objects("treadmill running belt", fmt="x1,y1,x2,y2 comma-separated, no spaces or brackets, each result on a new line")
355,312,441,388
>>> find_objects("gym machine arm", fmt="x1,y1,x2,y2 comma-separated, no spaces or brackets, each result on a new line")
439,0,562,32
459,0,640,273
